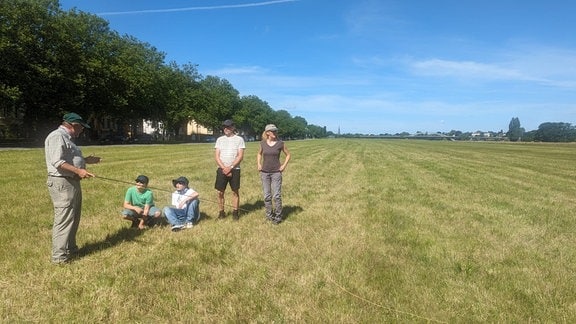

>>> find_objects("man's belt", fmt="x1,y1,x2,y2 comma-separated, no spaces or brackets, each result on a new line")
48,175,81,180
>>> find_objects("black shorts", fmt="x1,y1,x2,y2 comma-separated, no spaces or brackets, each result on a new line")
214,168,241,192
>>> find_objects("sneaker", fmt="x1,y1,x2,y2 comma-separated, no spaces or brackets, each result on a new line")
218,210,226,219
131,218,140,228
184,222,194,229
232,210,239,221
171,224,184,232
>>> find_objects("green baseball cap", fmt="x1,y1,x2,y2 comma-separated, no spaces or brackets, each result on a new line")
63,112,90,128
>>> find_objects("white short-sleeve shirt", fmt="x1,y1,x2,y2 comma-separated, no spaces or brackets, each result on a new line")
215,135,245,168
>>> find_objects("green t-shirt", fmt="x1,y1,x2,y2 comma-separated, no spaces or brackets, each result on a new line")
124,186,155,208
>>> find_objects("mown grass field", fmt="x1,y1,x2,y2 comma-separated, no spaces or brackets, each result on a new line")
1,139,575,322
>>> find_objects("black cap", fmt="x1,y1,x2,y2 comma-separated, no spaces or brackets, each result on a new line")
135,175,149,184
172,176,189,187
222,119,235,128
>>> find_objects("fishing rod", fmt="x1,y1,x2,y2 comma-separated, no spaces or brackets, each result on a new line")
94,175,250,212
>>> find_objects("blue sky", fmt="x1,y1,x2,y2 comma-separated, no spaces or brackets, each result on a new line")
59,0,576,134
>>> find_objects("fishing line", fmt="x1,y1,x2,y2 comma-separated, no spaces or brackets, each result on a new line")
299,225,447,323
94,175,250,212
94,178,436,320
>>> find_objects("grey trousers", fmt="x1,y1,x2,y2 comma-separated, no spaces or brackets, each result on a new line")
47,176,82,262
260,171,283,220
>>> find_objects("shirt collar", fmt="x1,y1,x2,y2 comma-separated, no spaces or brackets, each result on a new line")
58,125,72,137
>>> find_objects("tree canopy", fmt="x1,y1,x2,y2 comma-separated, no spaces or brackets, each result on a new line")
0,0,328,142
507,117,524,142
534,122,576,142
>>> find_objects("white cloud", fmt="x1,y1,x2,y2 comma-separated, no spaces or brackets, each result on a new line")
344,0,406,36
410,59,530,81
208,66,268,75
407,44,576,89
206,65,373,93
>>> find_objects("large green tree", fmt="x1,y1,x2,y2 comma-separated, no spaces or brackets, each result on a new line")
0,0,63,138
160,62,203,136
507,117,524,142
535,122,576,142
0,0,327,142
235,95,274,139
198,76,240,133
307,124,328,138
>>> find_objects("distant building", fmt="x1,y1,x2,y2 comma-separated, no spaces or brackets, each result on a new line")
142,119,213,141
99,117,212,142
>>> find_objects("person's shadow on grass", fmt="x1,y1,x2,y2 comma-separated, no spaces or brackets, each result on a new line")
282,205,304,219
239,200,265,213
76,226,144,259
78,211,210,256
192,211,211,222
281,205,303,221
244,200,303,221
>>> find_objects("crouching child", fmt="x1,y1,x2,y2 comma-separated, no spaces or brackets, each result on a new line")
121,175,162,229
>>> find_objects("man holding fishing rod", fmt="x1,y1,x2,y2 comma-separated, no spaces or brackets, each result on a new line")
44,112,101,264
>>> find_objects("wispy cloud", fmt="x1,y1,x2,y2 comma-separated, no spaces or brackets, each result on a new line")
207,65,374,91
409,49,576,89
410,59,530,81
344,1,406,36
98,0,298,16
208,66,268,75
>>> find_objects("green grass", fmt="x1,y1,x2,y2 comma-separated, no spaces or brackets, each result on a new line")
1,139,576,322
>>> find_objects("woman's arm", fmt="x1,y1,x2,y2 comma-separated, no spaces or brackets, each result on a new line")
257,145,263,171
280,144,291,171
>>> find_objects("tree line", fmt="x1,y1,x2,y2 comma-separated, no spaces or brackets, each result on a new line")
508,118,576,142
337,118,576,143
0,0,328,143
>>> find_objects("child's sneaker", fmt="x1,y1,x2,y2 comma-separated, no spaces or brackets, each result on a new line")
184,222,194,229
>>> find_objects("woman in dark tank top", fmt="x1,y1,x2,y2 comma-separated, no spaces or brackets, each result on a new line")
257,124,291,224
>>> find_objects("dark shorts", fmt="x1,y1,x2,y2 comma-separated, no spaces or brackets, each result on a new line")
215,168,241,192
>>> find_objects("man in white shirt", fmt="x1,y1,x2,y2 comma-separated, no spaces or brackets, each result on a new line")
214,119,245,220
